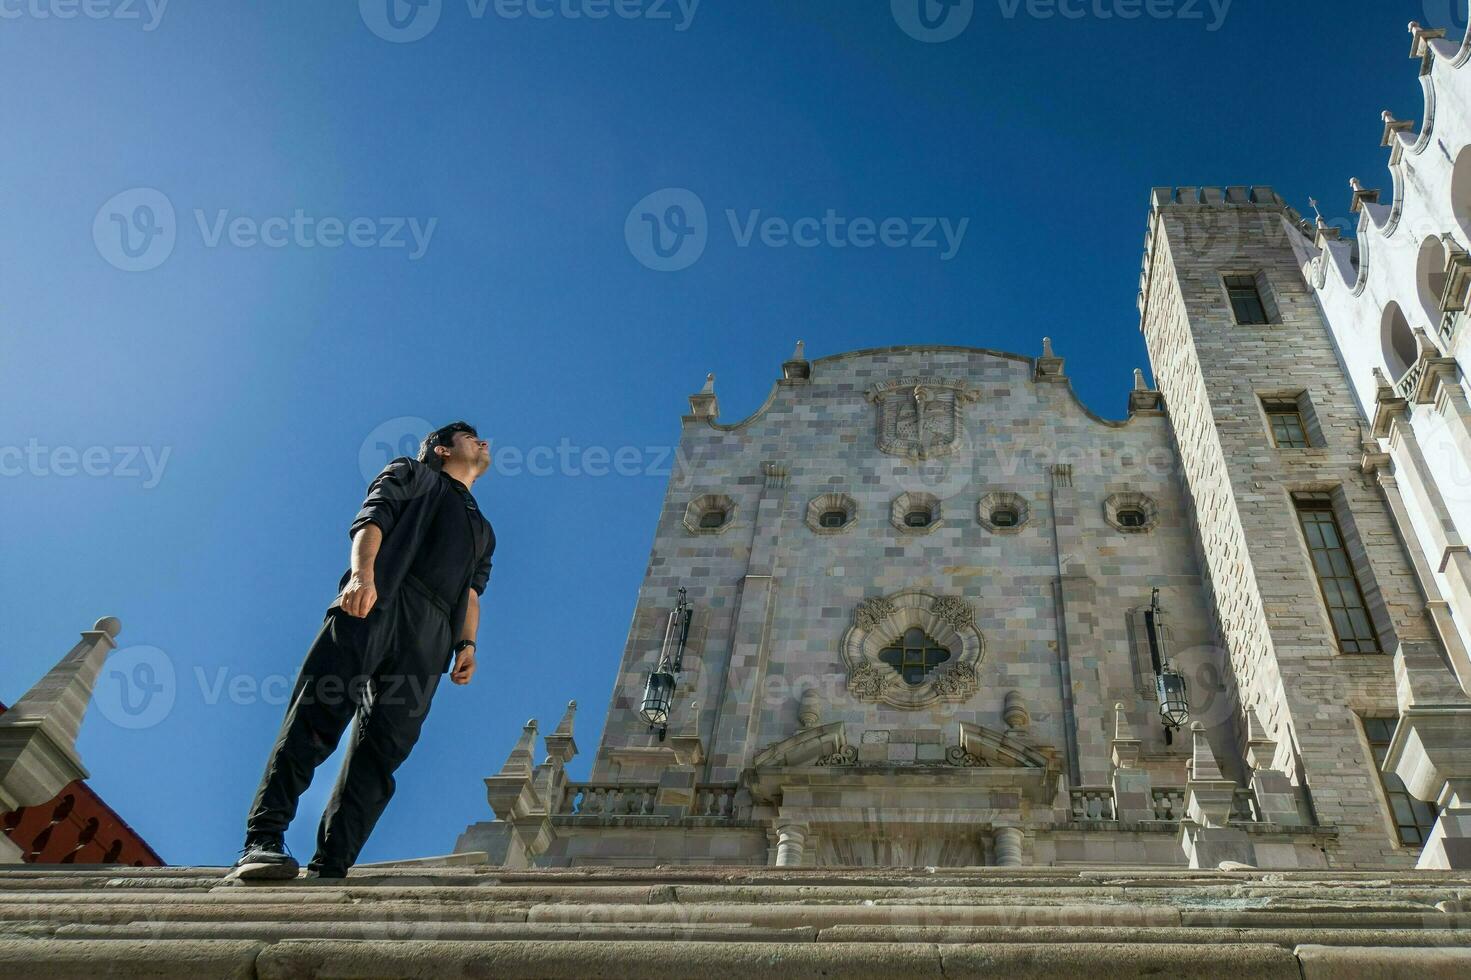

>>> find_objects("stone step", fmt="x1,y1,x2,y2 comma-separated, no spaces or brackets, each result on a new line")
20,919,1471,950
0,937,1306,979
2,866,1468,978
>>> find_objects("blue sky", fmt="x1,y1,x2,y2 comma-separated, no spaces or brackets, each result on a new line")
0,1,1447,865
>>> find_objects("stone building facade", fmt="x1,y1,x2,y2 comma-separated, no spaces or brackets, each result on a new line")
457,19,1471,874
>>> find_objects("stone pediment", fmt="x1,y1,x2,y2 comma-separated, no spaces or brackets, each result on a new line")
955,722,1055,772
750,721,846,769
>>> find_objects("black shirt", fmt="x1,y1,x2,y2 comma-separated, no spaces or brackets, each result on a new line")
407,473,494,607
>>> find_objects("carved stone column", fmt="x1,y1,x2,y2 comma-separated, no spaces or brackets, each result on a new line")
992,827,1025,867
774,823,807,867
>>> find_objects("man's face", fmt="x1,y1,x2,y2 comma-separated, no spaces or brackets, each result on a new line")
441,430,491,473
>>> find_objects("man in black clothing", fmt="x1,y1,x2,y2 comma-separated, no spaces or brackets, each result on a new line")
231,421,495,880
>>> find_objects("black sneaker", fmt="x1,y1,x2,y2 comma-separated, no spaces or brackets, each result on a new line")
304,865,347,880
226,834,300,881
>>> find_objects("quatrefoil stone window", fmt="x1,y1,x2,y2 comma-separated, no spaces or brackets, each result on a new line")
841,590,983,709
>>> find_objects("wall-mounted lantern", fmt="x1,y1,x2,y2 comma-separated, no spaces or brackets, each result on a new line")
637,588,692,741
1145,588,1190,743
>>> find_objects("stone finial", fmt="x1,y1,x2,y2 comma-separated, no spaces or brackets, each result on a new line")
1003,691,1030,731
782,341,812,381
1128,370,1163,415
1186,722,1238,829
1349,177,1382,213
1034,337,1065,383
0,617,122,812
543,701,578,767
668,701,706,766
1244,707,1278,772
1382,110,1396,124
1372,367,1393,392
497,719,538,778
688,373,719,419
1187,722,1225,782
1110,702,1142,771
552,701,577,738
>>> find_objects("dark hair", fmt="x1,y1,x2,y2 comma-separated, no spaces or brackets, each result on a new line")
418,421,478,470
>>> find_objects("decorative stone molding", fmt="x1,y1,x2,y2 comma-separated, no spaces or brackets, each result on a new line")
840,591,984,709
1103,491,1160,533
945,745,983,768
1003,691,1031,731
815,745,857,767
890,491,943,534
977,491,1030,533
805,492,858,534
682,493,736,535
867,378,979,460
797,688,822,729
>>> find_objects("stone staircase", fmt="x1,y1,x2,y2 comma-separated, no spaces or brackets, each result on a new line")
1,865,1470,978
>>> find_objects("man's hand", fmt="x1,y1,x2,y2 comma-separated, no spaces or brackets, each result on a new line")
450,648,476,686
339,572,378,619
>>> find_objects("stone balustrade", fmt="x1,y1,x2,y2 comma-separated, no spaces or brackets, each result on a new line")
558,784,658,817
692,784,740,819
1069,787,1116,821
1151,787,1187,821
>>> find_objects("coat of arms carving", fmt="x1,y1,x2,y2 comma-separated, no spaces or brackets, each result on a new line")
868,378,976,459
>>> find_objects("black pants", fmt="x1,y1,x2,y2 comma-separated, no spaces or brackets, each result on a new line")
245,575,451,871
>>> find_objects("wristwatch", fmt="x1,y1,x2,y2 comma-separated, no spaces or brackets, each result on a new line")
454,640,477,655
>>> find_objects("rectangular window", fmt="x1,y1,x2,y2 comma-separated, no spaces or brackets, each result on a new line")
1294,492,1381,653
1363,717,1439,846
1225,274,1270,324
1264,399,1310,448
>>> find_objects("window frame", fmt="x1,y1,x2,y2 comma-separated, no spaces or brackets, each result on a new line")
1360,716,1439,847
1223,271,1274,325
1264,398,1311,448
878,626,953,687
1293,492,1382,654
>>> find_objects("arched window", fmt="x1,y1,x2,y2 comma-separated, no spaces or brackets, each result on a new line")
1381,302,1418,380
878,627,952,686
1416,237,1449,324
1452,145,1471,244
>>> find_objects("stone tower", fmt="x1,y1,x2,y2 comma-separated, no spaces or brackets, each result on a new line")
1138,186,1467,868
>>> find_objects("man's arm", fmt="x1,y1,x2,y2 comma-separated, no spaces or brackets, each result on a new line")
449,588,479,685
339,523,383,618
